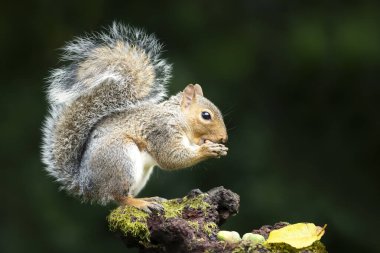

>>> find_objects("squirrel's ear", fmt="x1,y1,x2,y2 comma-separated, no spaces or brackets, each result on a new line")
194,84,203,96
181,84,196,109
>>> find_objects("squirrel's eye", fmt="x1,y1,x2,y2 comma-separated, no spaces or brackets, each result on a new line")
201,111,211,120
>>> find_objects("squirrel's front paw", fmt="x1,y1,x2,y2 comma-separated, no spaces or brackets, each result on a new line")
200,140,228,158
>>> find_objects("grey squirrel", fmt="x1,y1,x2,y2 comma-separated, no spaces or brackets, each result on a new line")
42,23,228,212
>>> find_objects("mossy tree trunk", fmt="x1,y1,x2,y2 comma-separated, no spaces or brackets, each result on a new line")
108,187,327,253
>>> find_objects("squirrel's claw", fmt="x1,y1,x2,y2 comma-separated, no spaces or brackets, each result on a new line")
140,196,166,213
118,196,164,214
145,201,164,214
201,141,229,158
142,196,167,203
132,202,163,214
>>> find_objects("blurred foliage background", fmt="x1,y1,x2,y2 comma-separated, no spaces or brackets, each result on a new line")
0,0,379,252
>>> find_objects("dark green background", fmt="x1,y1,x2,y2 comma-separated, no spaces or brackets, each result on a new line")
1,1,379,252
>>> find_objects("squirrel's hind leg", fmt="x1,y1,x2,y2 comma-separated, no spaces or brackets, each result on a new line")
117,195,164,214
141,196,167,203
113,138,163,213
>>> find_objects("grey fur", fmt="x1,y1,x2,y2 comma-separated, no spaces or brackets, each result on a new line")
42,23,171,199
46,22,170,105
42,23,228,205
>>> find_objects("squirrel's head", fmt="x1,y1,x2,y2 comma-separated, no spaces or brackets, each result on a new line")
180,84,228,145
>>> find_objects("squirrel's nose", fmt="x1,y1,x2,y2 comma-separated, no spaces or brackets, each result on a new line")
220,135,228,144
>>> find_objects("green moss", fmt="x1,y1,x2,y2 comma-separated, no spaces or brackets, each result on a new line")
264,241,327,253
227,240,327,253
162,199,185,219
232,246,245,253
107,205,150,245
229,241,326,253
185,193,210,211
162,193,210,219
203,222,218,236
187,220,200,232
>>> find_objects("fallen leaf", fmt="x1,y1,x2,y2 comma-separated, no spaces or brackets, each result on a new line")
266,223,326,249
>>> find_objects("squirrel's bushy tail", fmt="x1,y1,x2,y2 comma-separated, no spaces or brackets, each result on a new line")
42,22,171,195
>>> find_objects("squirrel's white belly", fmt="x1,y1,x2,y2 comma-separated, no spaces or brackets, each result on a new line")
129,148,157,196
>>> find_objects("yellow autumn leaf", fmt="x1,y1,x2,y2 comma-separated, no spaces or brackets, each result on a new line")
266,223,326,249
